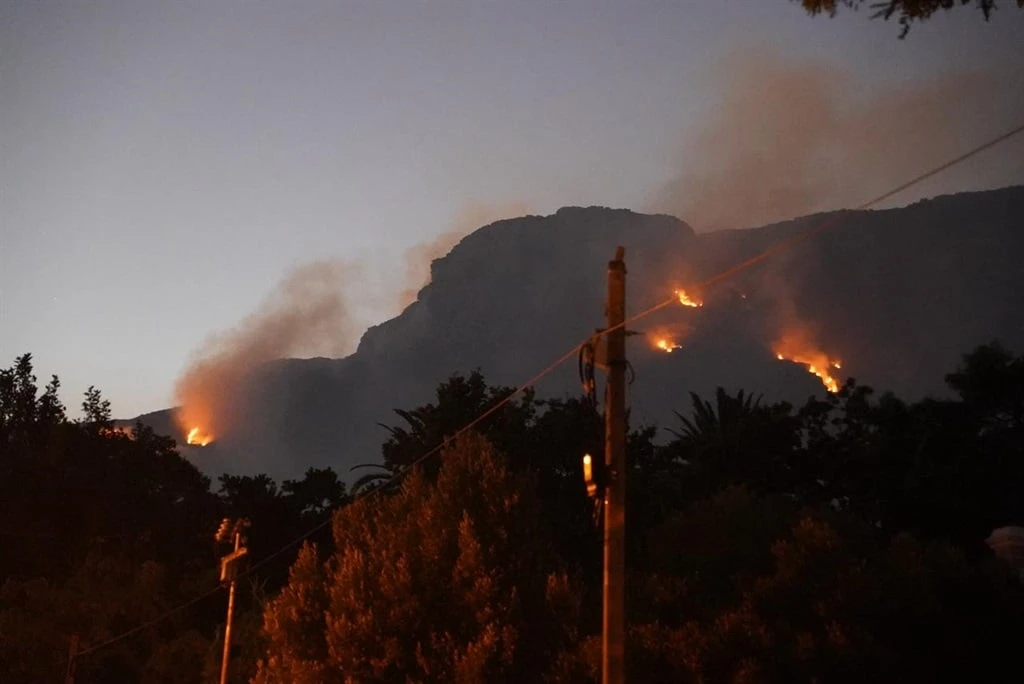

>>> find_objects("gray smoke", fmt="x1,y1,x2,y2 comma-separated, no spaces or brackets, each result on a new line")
173,260,361,439
653,47,1024,232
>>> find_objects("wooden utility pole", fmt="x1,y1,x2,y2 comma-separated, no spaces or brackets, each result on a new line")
220,527,240,684
216,517,249,684
219,532,236,684
603,246,627,684
64,634,79,684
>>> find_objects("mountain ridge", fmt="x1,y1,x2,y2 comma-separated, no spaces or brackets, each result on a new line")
124,186,1024,481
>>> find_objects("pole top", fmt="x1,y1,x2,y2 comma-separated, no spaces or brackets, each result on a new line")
609,246,626,273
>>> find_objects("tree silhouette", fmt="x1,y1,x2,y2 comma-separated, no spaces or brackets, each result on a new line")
797,0,1022,37
256,433,579,683
946,341,1024,429
351,371,537,493
666,388,799,501
8,343,1024,680
0,355,225,680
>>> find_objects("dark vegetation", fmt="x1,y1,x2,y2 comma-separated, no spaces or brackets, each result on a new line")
798,0,1023,37
3,342,1024,681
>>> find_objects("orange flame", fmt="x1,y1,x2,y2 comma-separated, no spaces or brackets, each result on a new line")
99,425,134,438
175,399,216,448
186,426,213,447
773,331,842,393
649,323,691,355
649,325,686,353
654,337,682,353
674,289,703,308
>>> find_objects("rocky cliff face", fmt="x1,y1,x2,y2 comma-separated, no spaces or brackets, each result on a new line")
126,187,1024,481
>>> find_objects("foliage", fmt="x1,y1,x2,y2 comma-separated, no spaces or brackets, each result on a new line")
625,515,1024,682
797,0,1022,37
7,341,1024,680
352,370,538,493
255,433,580,683
665,388,799,502
639,486,802,620
0,354,346,682
363,372,649,608
0,554,216,682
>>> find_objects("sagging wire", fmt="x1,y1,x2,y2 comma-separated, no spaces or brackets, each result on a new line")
71,116,1024,664
578,332,599,408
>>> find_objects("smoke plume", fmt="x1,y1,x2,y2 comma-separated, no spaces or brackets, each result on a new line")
173,260,360,440
397,201,531,309
653,47,1024,232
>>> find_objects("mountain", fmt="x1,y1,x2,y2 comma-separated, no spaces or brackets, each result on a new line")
124,187,1024,482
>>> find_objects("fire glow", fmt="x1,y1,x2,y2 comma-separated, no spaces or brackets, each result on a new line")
675,289,703,308
648,324,688,354
174,400,217,449
186,426,213,447
773,334,842,394
100,425,134,438
655,337,682,353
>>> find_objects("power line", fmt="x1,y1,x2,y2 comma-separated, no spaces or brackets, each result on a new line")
239,343,588,580
73,342,587,661
74,585,224,658
72,116,1024,661
608,118,1024,337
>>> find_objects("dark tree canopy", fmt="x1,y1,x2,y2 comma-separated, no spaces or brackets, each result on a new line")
255,433,580,683
0,354,348,682
260,343,1024,681
6,342,1024,681
798,0,1023,36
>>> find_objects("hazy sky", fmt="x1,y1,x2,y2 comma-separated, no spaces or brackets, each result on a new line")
2,0,1023,417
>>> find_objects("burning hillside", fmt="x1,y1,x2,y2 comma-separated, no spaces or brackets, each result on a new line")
122,190,1024,482
675,289,703,308
172,261,360,453
654,283,844,394
652,333,683,353
186,426,213,447
772,330,842,393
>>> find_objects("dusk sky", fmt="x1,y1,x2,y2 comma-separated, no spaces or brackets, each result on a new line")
2,0,1023,418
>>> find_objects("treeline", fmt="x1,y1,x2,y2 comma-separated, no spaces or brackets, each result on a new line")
0,355,346,682
2,344,1024,681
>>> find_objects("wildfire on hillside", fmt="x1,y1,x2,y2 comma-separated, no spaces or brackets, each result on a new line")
773,330,842,393
175,400,215,447
675,289,704,308
100,425,134,438
647,324,689,354
186,426,214,447
654,336,683,353
173,260,355,458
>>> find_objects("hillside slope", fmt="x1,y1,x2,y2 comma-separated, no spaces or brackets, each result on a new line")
126,187,1024,481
